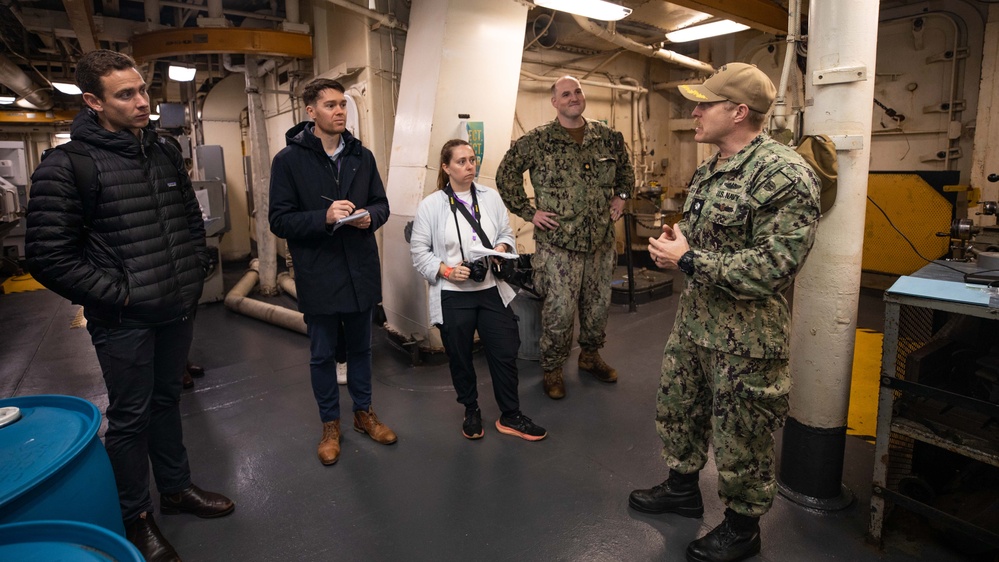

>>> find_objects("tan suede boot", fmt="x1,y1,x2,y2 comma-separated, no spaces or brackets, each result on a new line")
353,407,398,444
543,368,565,399
318,420,341,465
578,349,618,383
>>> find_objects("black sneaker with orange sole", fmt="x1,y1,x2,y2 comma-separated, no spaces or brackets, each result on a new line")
463,408,484,439
495,413,547,441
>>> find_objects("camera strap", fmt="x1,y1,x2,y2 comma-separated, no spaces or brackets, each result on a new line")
446,184,493,262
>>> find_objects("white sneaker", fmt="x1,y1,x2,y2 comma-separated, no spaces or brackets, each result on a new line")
336,362,347,385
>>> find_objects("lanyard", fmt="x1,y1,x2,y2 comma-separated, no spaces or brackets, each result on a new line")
446,184,493,261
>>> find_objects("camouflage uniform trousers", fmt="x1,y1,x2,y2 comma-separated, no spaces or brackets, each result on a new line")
656,329,790,517
532,240,615,372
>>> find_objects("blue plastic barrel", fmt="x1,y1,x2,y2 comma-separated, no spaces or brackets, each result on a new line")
0,520,142,561
0,395,124,536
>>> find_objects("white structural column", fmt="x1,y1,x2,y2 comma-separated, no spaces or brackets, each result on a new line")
778,0,881,509
971,5,999,215
380,0,528,352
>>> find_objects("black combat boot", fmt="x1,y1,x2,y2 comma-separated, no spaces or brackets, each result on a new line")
628,469,703,518
685,508,761,562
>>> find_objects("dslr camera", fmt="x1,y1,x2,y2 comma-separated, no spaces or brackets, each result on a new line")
462,258,489,282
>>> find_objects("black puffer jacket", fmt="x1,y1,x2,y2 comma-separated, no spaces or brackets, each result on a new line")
269,123,389,315
25,110,209,327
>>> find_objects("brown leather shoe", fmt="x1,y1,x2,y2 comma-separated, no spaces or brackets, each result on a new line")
186,361,206,378
181,370,194,389
353,407,398,444
543,368,565,399
160,484,234,518
318,419,342,465
578,349,617,383
126,513,181,562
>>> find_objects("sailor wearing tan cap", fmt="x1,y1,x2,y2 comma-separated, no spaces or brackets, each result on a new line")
630,62,821,562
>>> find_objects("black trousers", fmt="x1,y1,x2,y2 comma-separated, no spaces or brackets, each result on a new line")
439,287,521,416
88,317,195,526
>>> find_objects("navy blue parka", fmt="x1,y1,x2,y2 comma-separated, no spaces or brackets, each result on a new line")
268,123,389,314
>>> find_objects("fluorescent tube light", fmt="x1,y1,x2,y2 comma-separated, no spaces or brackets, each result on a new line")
666,20,750,43
149,113,161,121
534,0,631,22
15,98,41,109
0,96,15,105
55,132,71,139
168,63,197,82
52,81,82,95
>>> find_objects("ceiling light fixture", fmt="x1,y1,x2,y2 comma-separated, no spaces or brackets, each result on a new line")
55,132,71,139
149,113,161,121
0,95,15,105
52,81,82,95
14,98,41,109
168,62,197,82
534,0,631,22
665,19,750,43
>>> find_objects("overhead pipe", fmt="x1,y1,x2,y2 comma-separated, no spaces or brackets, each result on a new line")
286,0,300,24
143,0,161,29
772,0,802,130
570,14,714,74
519,69,647,93
0,53,53,110
222,55,276,78
325,0,408,32
206,0,223,19
652,79,695,91
154,0,285,22
224,260,307,334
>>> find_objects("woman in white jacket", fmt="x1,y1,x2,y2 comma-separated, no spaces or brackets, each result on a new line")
411,139,546,441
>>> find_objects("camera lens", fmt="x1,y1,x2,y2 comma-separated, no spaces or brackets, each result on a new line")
464,260,488,282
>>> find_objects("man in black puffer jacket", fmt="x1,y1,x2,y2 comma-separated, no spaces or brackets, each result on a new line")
25,50,233,562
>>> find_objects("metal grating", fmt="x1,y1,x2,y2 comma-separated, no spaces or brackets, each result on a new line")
881,304,935,517
863,174,951,276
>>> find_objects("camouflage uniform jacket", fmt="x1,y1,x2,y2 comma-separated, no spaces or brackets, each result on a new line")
676,133,820,359
496,118,634,252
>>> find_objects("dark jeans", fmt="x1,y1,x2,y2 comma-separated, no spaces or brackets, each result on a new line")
304,310,373,422
439,287,521,416
88,317,195,526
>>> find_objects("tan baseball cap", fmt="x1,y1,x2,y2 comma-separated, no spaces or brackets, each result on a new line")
678,62,776,113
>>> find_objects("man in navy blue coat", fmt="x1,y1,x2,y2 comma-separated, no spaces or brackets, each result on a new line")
269,78,396,466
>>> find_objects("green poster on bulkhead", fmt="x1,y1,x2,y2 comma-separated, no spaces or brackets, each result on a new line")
466,121,484,177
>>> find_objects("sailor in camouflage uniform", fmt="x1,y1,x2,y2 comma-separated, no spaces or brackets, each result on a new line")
629,63,820,562
497,76,635,400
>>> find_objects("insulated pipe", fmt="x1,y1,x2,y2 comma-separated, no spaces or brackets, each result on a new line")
570,15,714,74
772,0,802,130
778,0,881,511
519,69,648,93
224,260,307,334
0,53,53,110
144,0,161,29
206,0,223,19
286,0,300,24
245,57,279,295
326,0,408,31
277,271,297,300
156,0,285,22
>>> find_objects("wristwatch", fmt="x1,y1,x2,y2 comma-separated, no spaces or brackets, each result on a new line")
615,191,630,200
678,250,696,275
